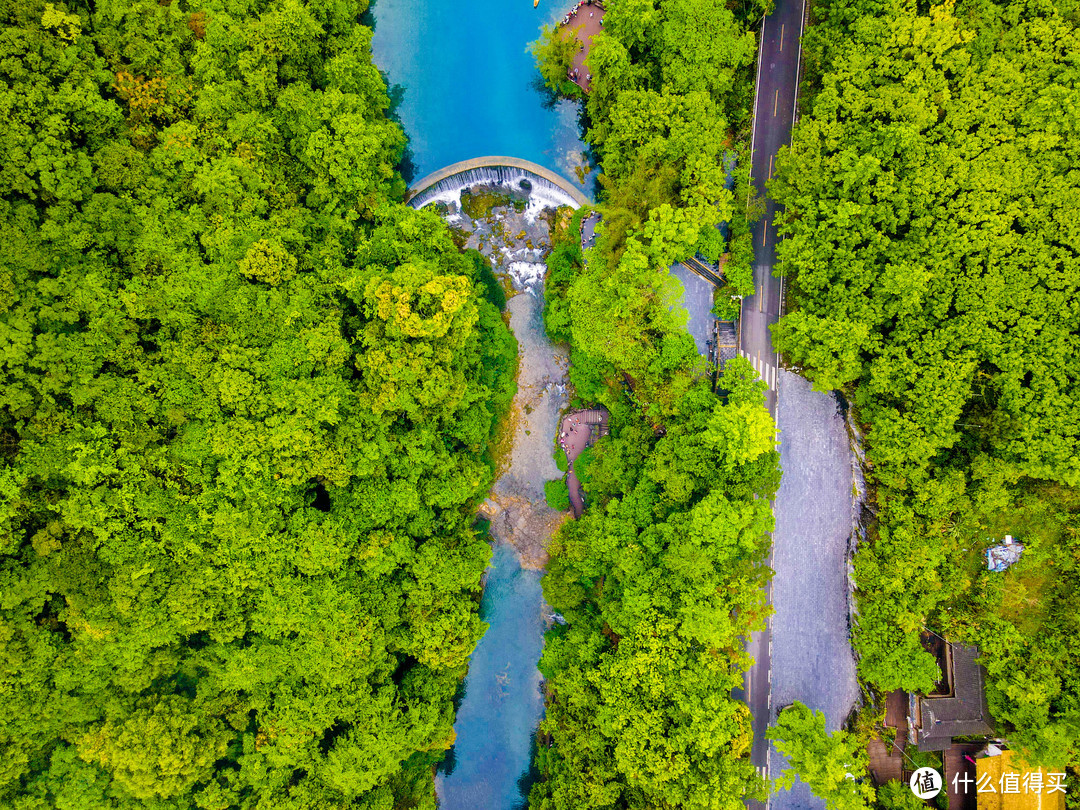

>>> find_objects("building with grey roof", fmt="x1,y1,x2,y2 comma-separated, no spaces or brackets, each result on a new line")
915,643,995,752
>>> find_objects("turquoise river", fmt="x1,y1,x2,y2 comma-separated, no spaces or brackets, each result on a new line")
371,1,586,807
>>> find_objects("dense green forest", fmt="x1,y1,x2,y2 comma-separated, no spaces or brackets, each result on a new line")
532,1,780,806
771,0,1080,777
536,227,780,809
532,356,780,809
0,1,516,807
536,0,768,412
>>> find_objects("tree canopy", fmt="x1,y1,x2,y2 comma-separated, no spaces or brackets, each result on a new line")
771,0,1080,774
531,363,780,810
536,0,765,414
530,5,782,803
767,702,875,810
0,1,515,806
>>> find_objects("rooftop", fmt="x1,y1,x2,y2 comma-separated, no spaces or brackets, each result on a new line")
917,644,995,751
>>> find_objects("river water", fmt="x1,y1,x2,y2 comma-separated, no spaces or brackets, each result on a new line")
371,0,587,183
371,3,585,807
434,542,547,809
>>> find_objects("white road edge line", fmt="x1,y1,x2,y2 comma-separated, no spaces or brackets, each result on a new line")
791,0,808,141
747,13,767,209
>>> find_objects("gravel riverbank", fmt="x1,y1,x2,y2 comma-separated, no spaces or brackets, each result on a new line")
432,187,574,565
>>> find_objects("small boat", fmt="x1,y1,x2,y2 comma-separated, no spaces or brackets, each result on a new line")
534,0,539,6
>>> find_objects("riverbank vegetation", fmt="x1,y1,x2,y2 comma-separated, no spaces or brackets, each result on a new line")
533,23,587,99
530,0,783,804
535,0,769,414
535,136,779,810
0,0,516,807
772,0,1080,775
533,352,781,807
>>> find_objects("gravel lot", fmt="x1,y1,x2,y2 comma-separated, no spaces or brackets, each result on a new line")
769,371,860,809
670,263,716,357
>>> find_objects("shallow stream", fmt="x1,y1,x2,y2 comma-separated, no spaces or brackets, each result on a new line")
434,542,546,809
371,4,586,805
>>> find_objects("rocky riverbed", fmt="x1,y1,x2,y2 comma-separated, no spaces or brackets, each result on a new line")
432,184,575,567
427,184,577,809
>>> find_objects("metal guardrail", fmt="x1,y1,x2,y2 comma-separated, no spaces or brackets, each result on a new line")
682,256,724,286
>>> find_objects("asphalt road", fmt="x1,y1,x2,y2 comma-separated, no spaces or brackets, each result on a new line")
740,0,806,417
737,0,808,799
768,372,860,810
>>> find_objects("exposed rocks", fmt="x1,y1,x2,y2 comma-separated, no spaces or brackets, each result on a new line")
430,186,575,567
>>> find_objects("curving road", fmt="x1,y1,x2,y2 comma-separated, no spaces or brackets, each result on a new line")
736,0,808,799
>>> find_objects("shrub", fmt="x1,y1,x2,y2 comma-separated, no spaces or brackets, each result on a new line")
554,446,569,472
544,479,571,511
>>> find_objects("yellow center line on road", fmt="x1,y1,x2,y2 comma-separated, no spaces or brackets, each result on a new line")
757,349,762,375
768,154,773,179
773,89,779,116
762,220,768,246
780,23,784,51
759,284,764,312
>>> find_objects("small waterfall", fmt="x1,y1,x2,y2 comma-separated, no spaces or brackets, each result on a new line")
408,165,584,212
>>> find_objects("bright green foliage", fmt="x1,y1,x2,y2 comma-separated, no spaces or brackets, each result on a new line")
545,479,572,511
554,446,570,472
767,703,875,810
535,0,762,412
773,0,1080,489
772,0,1080,772
573,444,597,492
721,145,761,299
532,24,585,98
876,779,927,810
0,1,516,806
946,490,1080,770
544,233,583,345
532,379,780,808
531,8,780,796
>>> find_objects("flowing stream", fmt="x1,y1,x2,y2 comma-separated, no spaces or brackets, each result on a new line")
371,3,586,806
434,542,547,809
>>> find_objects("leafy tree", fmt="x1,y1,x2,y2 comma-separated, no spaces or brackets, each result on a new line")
0,1,516,806
771,0,1080,772
534,0,759,410
876,779,926,810
768,702,875,810
532,381,779,808
533,24,584,98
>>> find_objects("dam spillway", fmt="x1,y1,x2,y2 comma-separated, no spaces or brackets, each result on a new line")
407,158,591,211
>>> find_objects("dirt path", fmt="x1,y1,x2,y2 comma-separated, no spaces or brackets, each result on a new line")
559,414,590,516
